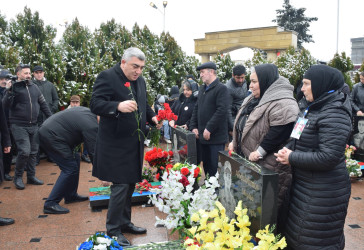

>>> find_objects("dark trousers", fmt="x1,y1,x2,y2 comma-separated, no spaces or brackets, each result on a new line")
201,143,225,177
11,124,38,178
44,151,80,207
106,183,135,234
3,152,12,175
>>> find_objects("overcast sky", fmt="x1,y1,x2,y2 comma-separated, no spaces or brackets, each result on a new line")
1,0,363,63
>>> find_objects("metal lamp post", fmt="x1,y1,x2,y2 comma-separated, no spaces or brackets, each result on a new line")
150,1,168,32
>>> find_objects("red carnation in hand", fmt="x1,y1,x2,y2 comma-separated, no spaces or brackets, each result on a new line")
181,167,190,176
228,150,233,156
124,82,130,88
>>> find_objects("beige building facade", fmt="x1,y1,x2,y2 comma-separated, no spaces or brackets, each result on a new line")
194,26,297,62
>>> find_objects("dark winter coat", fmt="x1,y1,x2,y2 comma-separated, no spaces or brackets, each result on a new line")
33,79,59,123
90,63,155,184
171,93,197,128
190,78,229,144
0,101,11,182
38,107,98,160
350,82,364,113
225,78,249,131
285,92,352,249
2,81,52,125
0,87,9,126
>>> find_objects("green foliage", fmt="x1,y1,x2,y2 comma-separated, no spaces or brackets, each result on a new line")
273,1,318,48
328,52,354,88
0,7,199,109
275,46,316,89
354,61,364,83
213,52,235,83
242,49,269,82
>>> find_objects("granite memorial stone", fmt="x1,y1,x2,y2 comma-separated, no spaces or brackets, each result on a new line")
171,126,197,164
218,151,278,234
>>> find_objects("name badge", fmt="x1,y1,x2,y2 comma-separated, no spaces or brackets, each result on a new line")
290,117,308,139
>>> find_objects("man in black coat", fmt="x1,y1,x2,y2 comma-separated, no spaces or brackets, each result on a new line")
39,106,97,214
0,100,14,226
2,64,52,190
190,61,229,177
90,47,159,246
32,65,59,124
0,69,14,182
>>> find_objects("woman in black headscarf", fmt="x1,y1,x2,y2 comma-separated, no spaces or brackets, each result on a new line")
276,65,352,249
228,64,299,217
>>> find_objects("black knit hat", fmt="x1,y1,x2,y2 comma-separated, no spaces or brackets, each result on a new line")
33,65,44,72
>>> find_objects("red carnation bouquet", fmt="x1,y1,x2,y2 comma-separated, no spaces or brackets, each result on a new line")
172,162,202,187
144,147,174,180
135,179,152,194
156,103,178,122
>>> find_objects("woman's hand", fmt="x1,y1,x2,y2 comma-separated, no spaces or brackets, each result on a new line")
228,142,234,151
169,120,175,128
249,151,262,162
274,147,292,165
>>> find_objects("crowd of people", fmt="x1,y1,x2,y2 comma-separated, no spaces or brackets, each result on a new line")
0,47,363,248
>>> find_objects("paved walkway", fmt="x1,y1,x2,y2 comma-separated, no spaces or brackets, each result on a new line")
0,156,363,249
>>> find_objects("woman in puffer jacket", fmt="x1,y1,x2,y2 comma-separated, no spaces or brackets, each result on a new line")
276,65,352,250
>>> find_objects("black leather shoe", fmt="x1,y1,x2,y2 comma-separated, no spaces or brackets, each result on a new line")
64,194,88,204
107,232,131,246
81,154,91,163
4,174,13,181
13,177,25,190
44,204,70,214
27,176,44,185
0,217,15,226
121,223,147,234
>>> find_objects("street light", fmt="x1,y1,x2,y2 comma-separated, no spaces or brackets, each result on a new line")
150,1,168,33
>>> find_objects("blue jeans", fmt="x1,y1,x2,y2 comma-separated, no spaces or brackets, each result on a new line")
162,120,170,139
44,151,80,206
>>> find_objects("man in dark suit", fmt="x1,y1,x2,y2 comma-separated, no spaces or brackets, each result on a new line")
190,61,229,177
0,99,14,226
90,47,160,246
39,107,98,214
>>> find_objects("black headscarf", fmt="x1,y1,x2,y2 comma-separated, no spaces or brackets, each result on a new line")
242,64,279,115
303,65,344,101
255,64,280,98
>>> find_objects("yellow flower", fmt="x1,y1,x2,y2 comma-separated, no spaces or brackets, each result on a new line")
215,201,226,214
188,226,197,236
191,213,200,222
276,237,287,249
209,209,219,218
